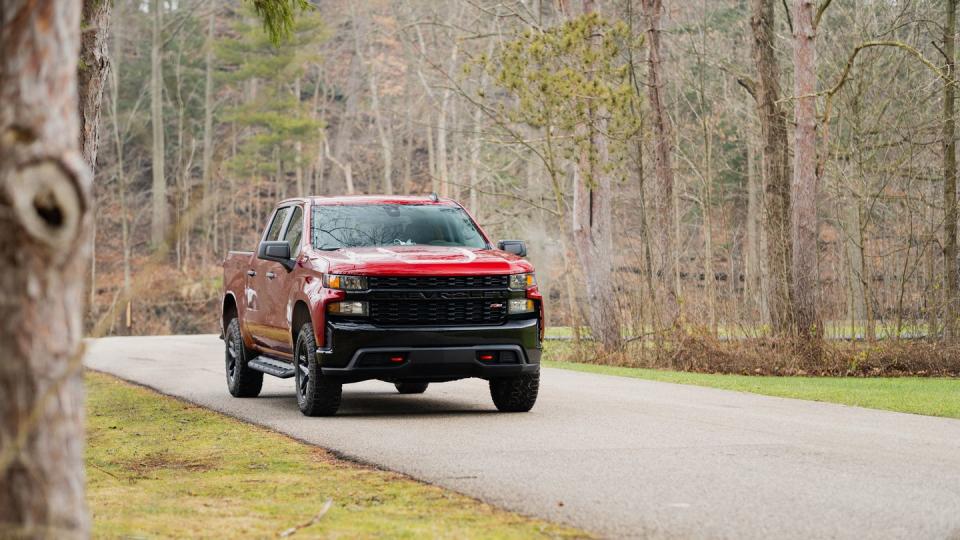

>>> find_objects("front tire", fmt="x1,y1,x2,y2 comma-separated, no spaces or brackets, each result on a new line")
489,372,539,412
225,318,263,398
294,323,342,416
395,382,429,394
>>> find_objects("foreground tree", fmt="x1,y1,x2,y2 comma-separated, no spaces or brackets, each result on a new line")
0,2,93,537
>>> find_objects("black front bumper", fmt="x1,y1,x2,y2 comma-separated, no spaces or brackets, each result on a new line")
318,318,541,383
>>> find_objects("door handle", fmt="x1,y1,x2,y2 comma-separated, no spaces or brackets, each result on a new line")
246,270,256,277
266,271,276,280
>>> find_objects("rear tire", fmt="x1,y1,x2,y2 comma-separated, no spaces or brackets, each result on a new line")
225,318,263,398
489,372,539,412
295,323,342,416
395,382,429,394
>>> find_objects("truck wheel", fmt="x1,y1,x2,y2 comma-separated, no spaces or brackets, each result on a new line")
294,323,342,416
225,318,263,398
489,372,539,412
395,382,429,394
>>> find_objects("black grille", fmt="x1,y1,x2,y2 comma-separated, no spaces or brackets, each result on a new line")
368,275,509,290
369,299,506,326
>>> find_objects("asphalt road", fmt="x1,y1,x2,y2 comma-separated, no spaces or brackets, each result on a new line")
84,335,960,539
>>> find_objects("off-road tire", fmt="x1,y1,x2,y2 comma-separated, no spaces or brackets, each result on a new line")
489,372,539,412
295,323,342,416
225,318,263,398
394,382,429,394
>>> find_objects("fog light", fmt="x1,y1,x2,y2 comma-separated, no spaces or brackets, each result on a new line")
508,298,535,314
327,301,369,316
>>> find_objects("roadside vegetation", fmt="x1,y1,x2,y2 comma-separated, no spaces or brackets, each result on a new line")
544,360,960,419
86,372,587,539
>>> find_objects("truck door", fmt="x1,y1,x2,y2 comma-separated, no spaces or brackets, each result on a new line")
245,205,292,349
258,204,304,354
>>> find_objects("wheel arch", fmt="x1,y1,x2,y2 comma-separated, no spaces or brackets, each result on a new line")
222,293,239,334
292,300,312,347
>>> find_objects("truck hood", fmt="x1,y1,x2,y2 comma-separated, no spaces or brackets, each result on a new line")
311,246,533,276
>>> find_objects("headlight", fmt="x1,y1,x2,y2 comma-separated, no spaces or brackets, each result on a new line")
324,274,368,290
508,272,536,291
508,298,535,314
327,301,368,316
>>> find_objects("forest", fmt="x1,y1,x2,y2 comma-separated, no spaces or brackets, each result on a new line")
87,0,960,370
3,1,960,536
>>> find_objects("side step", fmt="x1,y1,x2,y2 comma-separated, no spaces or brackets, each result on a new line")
248,356,296,379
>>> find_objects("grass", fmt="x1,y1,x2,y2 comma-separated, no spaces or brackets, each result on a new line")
544,360,960,419
86,371,588,539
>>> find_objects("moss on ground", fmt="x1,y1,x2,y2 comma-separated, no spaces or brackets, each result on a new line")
86,371,589,539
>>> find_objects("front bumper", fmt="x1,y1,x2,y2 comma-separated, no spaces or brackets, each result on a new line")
318,318,541,383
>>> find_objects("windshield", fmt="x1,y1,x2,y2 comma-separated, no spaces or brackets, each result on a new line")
311,204,488,250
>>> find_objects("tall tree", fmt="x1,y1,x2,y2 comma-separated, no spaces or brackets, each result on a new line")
0,2,92,537
78,0,112,171
743,0,794,335
791,0,822,343
944,0,958,342
641,0,680,324
150,0,167,247
201,8,217,238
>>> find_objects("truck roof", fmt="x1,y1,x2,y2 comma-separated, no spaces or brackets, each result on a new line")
277,195,456,206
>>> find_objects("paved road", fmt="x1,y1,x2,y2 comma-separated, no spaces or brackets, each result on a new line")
84,335,960,539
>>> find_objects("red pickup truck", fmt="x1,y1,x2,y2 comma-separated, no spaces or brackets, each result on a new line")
221,195,542,416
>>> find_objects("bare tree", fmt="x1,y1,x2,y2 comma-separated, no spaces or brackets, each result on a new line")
0,2,92,537
641,0,680,324
79,0,112,171
743,0,794,335
943,0,958,342
791,0,822,342
150,0,167,247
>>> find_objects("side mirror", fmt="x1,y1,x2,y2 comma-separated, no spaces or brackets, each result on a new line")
258,240,295,271
497,240,527,257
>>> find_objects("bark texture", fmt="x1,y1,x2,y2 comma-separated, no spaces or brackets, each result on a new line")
150,0,167,246
791,0,822,342
641,0,680,323
748,0,794,334
78,0,111,172
943,0,958,342
0,1,92,537
573,0,621,351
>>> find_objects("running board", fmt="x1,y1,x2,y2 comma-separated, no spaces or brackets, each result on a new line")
248,356,296,379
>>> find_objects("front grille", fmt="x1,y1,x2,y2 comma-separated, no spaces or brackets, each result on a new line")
369,299,506,326
368,275,509,290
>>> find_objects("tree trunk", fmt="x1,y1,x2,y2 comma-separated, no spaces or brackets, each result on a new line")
572,0,621,351
943,0,958,342
748,0,793,335
0,2,92,537
79,0,111,172
791,0,821,344
150,0,167,247
641,0,680,325
201,9,216,233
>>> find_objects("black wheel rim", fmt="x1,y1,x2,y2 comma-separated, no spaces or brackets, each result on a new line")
296,340,310,401
226,332,239,382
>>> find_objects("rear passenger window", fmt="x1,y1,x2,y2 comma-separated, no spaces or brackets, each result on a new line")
283,206,304,256
265,207,290,241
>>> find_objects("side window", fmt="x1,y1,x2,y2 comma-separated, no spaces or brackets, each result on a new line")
265,207,290,241
282,206,304,256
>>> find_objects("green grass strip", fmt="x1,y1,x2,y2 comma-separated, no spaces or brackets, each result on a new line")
544,360,960,419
